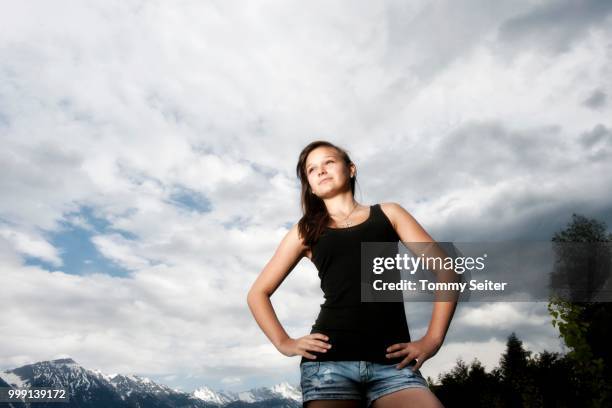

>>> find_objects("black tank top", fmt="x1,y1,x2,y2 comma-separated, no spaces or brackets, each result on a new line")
300,203,411,366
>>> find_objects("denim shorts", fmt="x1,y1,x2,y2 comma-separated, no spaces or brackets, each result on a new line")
300,360,429,407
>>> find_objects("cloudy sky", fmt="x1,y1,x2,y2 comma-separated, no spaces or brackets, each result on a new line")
1,0,611,394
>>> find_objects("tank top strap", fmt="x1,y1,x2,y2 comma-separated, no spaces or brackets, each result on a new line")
371,203,382,219
371,202,400,241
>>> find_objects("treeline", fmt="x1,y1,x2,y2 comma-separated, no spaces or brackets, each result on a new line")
429,213,612,408
429,332,606,407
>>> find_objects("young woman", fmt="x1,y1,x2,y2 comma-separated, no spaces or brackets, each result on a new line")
247,141,456,407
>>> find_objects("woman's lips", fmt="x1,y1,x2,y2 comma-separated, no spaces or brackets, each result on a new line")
319,178,332,184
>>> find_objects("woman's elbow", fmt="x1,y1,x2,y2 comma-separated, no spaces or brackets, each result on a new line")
246,289,255,306
246,287,267,306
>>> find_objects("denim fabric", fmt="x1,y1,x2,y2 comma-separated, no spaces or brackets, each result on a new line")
300,360,429,407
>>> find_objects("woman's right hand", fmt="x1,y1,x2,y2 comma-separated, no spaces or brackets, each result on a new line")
278,333,332,359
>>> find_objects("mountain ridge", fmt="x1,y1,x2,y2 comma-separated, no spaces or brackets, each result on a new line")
0,358,301,407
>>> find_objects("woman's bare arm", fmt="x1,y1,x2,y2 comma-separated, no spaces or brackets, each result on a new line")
246,224,331,358
381,202,458,370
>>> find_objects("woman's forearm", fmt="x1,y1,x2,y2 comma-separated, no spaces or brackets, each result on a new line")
247,290,291,349
425,301,457,344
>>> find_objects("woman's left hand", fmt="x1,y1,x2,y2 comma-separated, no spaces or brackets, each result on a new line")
385,335,442,371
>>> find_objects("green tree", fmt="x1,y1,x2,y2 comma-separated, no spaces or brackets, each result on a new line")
435,357,504,407
499,332,532,408
528,350,579,408
432,332,583,407
548,213,612,407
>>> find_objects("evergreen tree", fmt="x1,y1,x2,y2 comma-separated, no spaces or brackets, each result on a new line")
499,332,531,408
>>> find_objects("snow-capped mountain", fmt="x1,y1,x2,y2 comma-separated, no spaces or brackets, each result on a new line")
1,358,126,407
0,358,301,407
193,381,301,405
269,382,301,402
194,385,239,404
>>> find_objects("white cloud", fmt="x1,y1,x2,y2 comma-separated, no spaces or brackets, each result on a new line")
0,0,610,393
457,302,551,328
0,227,63,266
421,338,508,382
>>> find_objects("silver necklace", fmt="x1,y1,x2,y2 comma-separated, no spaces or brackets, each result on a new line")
331,202,359,228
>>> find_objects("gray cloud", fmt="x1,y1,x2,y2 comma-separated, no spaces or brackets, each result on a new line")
383,0,531,82
498,0,612,55
583,89,608,109
581,123,612,147
580,123,612,163
360,119,612,241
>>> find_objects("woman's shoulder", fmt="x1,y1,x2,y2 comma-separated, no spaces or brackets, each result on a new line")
378,202,406,229
287,222,312,259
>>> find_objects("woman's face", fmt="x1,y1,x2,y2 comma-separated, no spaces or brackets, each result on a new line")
304,146,353,198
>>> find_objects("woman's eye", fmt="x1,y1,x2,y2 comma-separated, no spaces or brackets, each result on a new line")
307,160,332,174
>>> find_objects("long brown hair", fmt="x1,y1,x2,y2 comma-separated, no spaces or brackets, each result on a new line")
296,140,356,247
